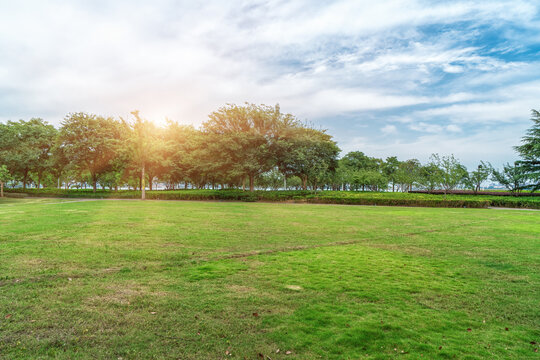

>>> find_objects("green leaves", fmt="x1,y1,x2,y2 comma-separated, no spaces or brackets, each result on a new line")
58,112,124,191
514,109,540,191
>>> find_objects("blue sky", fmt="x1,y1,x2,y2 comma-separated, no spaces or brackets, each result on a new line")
1,0,539,168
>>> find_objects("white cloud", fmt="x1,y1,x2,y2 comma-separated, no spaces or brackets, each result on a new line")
0,0,539,165
381,124,397,134
446,124,462,132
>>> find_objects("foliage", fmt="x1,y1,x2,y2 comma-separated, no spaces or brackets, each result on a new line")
0,118,57,189
514,109,540,191
203,103,299,191
429,154,468,196
1,103,537,193
490,162,528,193
276,127,340,190
0,164,11,197
5,187,540,209
417,162,443,192
383,156,400,191
58,112,124,192
395,159,421,192
463,161,491,194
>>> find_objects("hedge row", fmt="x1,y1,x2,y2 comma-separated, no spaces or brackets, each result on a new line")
410,190,540,197
302,196,490,208
10,188,537,208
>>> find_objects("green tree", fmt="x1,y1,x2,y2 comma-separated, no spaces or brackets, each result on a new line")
430,154,468,197
161,122,198,189
0,165,11,197
58,113,124,192
338,152,385,191
0,119,57,189
514,109,540,191
395,159,421,192
383,156,400,192
256,168,284,190
124,111,163,199
204,103,298,191
491,162,527,194
417,162,443,192
463,161,490,194
276,127,339,190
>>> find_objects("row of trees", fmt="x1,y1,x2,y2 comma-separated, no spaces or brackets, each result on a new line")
0,104,340,196
1,104,539,196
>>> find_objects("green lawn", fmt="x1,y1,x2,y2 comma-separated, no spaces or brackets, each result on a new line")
0,199,538,359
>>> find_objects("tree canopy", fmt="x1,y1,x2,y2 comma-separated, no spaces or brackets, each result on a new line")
1,103,538,194
514,109,540,191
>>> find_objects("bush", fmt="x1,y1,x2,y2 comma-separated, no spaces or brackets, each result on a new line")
4,188,539,209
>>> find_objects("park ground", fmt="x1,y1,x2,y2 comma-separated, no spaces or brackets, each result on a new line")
0,198,539,359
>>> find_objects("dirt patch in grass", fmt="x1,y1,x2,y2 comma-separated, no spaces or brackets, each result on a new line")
86,282,169,306
285,285,303,291
227,284,255,293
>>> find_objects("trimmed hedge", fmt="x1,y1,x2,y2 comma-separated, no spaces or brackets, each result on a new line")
302,196,490,208
6,188,534,208
410,190,540,197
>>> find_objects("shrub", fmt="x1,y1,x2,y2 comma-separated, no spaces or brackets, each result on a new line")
4,188,538,209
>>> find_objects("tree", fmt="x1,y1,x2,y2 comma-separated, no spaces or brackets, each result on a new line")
49,143,70,188
491,162,528,194
158,121,194,189
417,162,443,192
383,156,400,192
430,154,467,197
58,113,124,192
276,127,339,190
0,119,57,189
203,103,298,191
514,109,540,192
395,159,421,192
123,111,163,199
464,161,490,194
0,165,11,197
337,152,385,191
256,168,284,190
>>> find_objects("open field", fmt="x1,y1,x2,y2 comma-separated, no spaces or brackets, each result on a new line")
0,198,539,359
5,188,540,209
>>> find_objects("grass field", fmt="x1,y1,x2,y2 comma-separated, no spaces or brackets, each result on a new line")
0,198,539,359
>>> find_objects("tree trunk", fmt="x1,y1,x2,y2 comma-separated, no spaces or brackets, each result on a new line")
283,176,287,190
23,170,28,190
1,181,3,197
302,175,307,191
92,174,97,193
242,177,246,191
148,174,153,191
249,174,254,192
141,164,146,200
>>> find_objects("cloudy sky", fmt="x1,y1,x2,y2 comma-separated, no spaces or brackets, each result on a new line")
1,0,539,167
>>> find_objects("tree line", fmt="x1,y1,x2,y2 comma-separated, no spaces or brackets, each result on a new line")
1,104,539,196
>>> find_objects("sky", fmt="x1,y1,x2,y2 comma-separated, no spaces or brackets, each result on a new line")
1,0,540,168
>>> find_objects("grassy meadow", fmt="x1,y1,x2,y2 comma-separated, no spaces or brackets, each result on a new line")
0,198,539,359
